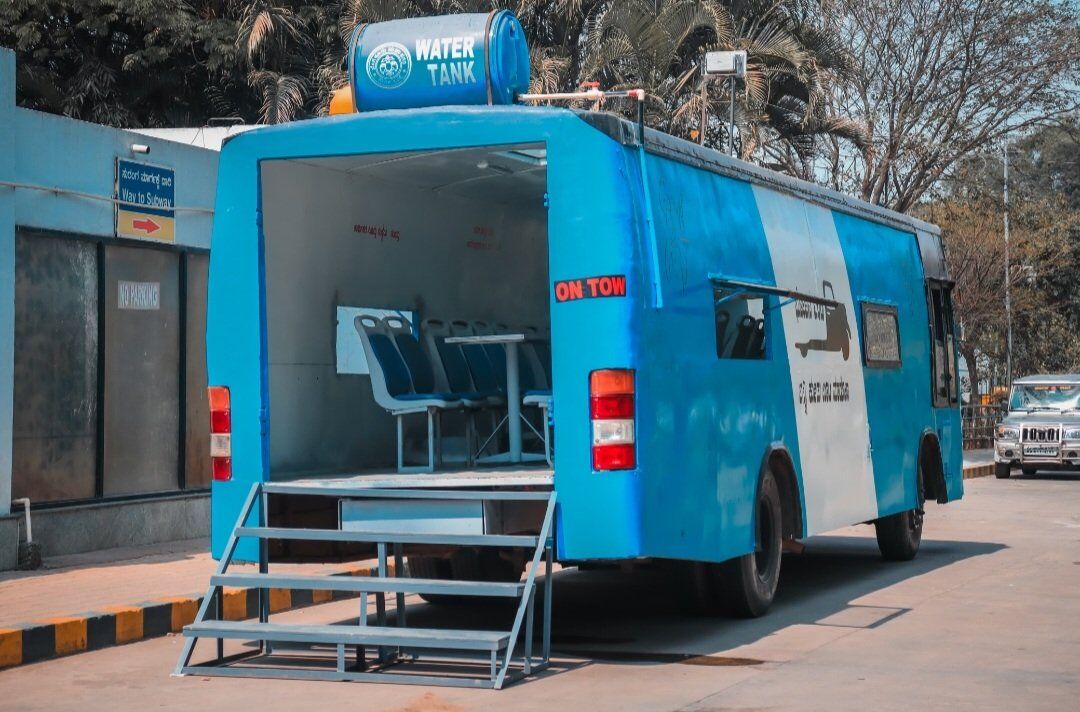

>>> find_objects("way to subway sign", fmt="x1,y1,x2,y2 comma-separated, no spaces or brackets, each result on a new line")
554,274,627,303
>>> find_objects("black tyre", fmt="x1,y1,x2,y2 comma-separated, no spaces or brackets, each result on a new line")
1021,466,1037,476
679,470,783,618
714,470,783,617
995,462,1012,479
407,555,453,604
408,550,522,605
874,465,925,561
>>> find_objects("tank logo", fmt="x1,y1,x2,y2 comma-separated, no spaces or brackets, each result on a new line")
366,42,412,90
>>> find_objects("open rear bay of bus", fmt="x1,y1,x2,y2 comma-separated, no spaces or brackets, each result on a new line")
253,142,556,559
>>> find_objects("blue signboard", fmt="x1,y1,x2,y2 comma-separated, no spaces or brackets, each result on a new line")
115,158,175,241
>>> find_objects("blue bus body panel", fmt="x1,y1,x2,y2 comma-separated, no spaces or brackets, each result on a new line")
634,156,802,563
208,107,645,559
208,106,962,563
833,212,935,516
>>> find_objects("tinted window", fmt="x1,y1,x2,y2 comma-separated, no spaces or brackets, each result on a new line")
862,303,901,367
12,232,99,502
714,287,766,360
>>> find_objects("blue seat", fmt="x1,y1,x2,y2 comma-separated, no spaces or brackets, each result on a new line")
451,320,502,398
422,318,500,407
519,325,552,390
354,315,462,473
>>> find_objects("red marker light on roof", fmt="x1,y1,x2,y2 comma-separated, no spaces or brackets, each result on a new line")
590,369,636,471
208,386,232,481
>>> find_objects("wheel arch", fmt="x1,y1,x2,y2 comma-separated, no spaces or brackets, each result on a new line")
919,429,948,504
760,443,806,540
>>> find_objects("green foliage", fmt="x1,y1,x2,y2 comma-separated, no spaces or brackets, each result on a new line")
0,0,254,126
1,0,869,157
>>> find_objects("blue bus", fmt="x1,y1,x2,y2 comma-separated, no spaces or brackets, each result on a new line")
182,12,963,687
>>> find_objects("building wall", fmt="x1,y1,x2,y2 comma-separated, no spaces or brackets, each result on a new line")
0,47,218,535
10,102,217,249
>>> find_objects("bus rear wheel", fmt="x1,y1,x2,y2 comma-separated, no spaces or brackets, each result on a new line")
874,466,924,561
685,470,783,618
408,550,522,605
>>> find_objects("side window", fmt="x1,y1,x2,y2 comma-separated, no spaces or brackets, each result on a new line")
928,284,958,406
861,302,901,368
941,288,959,405
713,287,766,360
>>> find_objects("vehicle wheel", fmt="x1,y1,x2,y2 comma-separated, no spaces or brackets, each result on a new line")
874,466,925,561
1021,466,1037,476
408,551,522,605
995,462,1012,479
407,555,453,604
712,470,784,617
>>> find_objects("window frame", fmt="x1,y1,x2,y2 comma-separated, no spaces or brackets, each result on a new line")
860,301,902,369
712,286,769,361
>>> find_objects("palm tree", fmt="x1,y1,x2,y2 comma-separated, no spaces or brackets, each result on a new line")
578,0,867,173
234,0,868,177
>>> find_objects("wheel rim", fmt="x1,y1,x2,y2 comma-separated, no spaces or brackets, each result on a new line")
754,499,777,583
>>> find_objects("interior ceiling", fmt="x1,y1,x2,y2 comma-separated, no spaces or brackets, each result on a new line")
288,143,547,206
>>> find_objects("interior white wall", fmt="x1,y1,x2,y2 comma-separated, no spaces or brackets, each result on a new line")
261,158,548,476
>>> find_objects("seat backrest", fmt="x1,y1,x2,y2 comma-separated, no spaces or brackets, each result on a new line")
423,318,474,394
732,314,758,358
519,325,550,390
382,316,437,395
354,315,412,407
451,319,499,394
473,320,537,392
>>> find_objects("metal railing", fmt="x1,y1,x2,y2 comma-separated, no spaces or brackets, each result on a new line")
962,403,1004,450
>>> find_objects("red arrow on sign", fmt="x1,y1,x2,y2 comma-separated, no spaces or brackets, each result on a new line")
132,218,160,234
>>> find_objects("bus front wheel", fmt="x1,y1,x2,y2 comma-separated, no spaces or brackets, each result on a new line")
710,470,784,618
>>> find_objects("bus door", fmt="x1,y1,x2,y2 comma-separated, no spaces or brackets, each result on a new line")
928,280,960,481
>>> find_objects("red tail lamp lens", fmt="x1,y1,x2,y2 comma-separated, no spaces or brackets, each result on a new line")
589,369,636,471
208,386,232,481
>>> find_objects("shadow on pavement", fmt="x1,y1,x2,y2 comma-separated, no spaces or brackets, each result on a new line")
1013,471,1080,481
332,527,1006,677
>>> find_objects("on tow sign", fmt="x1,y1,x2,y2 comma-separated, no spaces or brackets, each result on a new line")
115,158,175,242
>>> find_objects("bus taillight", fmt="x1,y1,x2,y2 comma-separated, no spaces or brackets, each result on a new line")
208,386,232,481
590,369,636,471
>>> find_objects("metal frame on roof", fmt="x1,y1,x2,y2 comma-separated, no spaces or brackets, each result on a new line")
574,111,942,238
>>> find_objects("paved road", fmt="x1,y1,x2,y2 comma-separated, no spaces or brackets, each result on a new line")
1,474,1078,711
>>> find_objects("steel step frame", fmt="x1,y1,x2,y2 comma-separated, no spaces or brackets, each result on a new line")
173,482,556,689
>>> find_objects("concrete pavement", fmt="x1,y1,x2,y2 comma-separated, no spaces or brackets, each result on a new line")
0,473,1077,710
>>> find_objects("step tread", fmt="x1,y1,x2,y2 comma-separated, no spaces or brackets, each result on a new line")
236,526,541,548
185,620,510,650
210,572,525,597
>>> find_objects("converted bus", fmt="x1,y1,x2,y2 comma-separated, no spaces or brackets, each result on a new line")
177,11,964,688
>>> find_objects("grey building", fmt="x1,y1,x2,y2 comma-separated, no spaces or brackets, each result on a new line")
0,48,220,569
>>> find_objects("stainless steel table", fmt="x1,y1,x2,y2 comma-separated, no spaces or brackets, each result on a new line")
445,333,526,463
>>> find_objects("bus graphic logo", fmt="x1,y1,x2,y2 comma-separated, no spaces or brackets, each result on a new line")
794,280,851,360
366,42,412,89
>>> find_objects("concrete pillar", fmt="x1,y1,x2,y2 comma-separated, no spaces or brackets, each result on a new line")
0,49,15,515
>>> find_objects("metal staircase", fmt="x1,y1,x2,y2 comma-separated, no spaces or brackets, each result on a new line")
174,483,556,688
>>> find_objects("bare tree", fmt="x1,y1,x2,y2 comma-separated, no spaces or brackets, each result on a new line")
825,0,1079,212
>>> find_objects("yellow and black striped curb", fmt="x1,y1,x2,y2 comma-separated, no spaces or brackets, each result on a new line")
0,563,393,671
963,463,995,479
